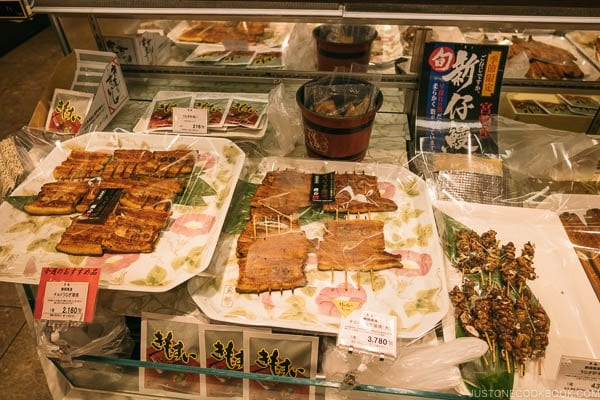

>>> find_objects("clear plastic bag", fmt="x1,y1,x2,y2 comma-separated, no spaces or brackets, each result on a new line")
262,83,303,156
282,23,317,70
35,313,134,363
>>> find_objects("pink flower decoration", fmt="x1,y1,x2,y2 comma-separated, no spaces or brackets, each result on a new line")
24,257,37,275
390,250,432,277
315,284,367,317
260,292,275,311
197,152,218,170
86,253,140,274
171,213,216,237
377,181,396,199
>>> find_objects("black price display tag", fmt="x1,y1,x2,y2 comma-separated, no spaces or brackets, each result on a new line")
79,188,122,223
310,172,335,203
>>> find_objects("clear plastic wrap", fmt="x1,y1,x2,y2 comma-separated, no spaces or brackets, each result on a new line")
0,130,245,293
433,200,600,397
414,116,600,206
322,337,488,392
35,312,134,362
261,83,303,156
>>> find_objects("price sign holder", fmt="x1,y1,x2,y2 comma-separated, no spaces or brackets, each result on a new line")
172,107,208,134
554,355,600,398
34,267,101,323
337,310,397,359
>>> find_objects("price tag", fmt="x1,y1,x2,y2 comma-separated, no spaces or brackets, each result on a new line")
337,310,397,358
34,267,101,323
172,107,208,134
554,356,600,398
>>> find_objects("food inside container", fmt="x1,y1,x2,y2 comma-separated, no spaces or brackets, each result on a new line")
304,82,378,118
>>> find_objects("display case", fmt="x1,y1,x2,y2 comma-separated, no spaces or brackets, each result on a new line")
2,1,600,399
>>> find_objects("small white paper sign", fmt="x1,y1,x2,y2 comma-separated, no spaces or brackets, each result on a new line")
555,356,600,398
40,281,89,322
173,107,208,134
338,310,397,358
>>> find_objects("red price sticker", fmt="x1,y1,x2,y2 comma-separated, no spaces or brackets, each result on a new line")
34,267,101,322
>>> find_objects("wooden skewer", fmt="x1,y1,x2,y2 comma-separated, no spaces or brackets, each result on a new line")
344,268,348,291
484,332,493,354
288,215,293,231
538,358,542,376
277,215,281,233
264,217,269,237
504,351,511,374
488,271,492,284
252,215,257,238
480,270,485,285
347,210,350,219
482,354,490,366
357,211,361,220
492,341,497,364
336,208,339,221
280,287,283,296
368,211,371,220
520,363,525,377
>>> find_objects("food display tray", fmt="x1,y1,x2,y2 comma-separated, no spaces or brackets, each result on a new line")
132,91,269,140
188,157,449,339
167,21,291,51
0,132,245,292
463,31,600,81
565,31,600,72
435,200,600,392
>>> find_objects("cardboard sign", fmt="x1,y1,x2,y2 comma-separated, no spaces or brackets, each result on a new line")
416,42,508,155
34,267,101,322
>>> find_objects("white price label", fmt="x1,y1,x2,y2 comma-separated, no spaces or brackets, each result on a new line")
555,356,600,398
172,107,208,134
337,310,397,358
40,281,88,322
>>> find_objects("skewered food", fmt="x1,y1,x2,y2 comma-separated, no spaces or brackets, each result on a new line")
317,219,402,272
236,207,299,258
322,172,397,213
250,170,312,215
236,231,310,293
449,228,548,376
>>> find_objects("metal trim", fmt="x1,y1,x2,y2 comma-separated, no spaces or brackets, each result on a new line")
34,6,343,17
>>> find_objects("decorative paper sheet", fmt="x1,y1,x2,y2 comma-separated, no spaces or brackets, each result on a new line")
189,157,449,338
0,132,245,292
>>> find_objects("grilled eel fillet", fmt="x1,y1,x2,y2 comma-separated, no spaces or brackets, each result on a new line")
236,206,301,258
236,231,310,293
53,151,112,180
322,173,397,213
250,170,312,215
75,178,186,213
56,207,171,255
317,220,402,272
101,149,197,179
24,181,90,215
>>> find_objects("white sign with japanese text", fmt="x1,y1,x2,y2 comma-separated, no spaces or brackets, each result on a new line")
173,107,208,134
40,281,89,322
337,310,397,358
555,356,600,398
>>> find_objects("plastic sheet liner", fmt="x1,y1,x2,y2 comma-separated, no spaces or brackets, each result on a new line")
35,312,134,362
434,200,600,396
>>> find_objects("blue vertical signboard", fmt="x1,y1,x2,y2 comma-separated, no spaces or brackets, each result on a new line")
416,42,508,154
